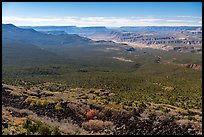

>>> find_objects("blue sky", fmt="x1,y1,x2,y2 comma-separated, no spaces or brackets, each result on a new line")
2,2,202,27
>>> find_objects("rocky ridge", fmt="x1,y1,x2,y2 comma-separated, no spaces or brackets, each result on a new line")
2,83,202,135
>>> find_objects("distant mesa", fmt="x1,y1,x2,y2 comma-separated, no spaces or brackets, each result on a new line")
2,23,16,27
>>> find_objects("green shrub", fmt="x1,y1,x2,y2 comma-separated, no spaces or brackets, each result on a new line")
55,102,63,110
51,127,61,135
36,99,49,107
187,116,197,121
29,123,39,133
138,102,147,108
23,118,32,129
103,100,109,105
38,124,51,135
163,108,171,113
26,129,31,135
2,129,8,135
174,115,181,120
25,97,38,106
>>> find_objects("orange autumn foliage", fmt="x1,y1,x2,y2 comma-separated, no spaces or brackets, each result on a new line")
86,109,95,119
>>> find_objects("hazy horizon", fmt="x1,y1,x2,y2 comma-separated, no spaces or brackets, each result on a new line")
3,23,202,28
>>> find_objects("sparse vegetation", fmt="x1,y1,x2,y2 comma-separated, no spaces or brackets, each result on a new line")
82,120,113,131
22,118,62,135
2,23,202,135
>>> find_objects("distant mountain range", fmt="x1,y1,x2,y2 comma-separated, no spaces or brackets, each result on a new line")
3,24,202,50
19,25,202,34
17,25,202,46
2,24,93,65
3,24,93,49
19,26,110,36
2,24,127,66
2,24,202,66
2,24,77,65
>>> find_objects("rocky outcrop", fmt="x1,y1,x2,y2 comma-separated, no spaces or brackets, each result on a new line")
111,31,202,46
112,114,196,135
2,84,199,135
186,64,201,70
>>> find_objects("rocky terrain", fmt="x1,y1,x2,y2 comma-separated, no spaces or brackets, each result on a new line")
89,29,202,53
2,24,202,135
20,25,202,53
2,83,202,135
108,31,202,45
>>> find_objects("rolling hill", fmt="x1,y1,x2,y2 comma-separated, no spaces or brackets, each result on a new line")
2,24,93,49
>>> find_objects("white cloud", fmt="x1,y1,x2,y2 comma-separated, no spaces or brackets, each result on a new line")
165,20,196,23
3,16,61,22
2,16,202,27
176,16,202,19
165,20,185,23
137,18,164,22
176,16,192,18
